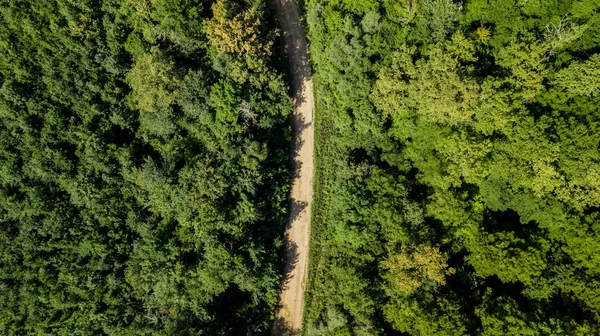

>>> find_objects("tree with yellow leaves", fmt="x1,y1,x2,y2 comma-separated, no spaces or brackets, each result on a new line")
382,244,455,294
204,0,272,83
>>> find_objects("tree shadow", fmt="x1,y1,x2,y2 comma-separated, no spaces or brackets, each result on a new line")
288,198,308,225
290,100,312,134
280,237,300,290
271,199,305,335
279,199,307,290
272,315,302,336
274,0,313,112
278,14,312,95
289,113,308,181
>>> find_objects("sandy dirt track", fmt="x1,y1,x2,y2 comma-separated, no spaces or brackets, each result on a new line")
271,0,314,335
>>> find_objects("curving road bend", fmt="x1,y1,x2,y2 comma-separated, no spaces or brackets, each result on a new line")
271,0,314,335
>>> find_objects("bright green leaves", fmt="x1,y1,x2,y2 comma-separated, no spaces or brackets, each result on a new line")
372,32,600,208
446,31,478,62
372,42,494,189
383,0,419,23
371,46,415,119
468,230,550,284
208,79,246,141
496,42,549,101
339,0,380,14
210,79,239,124
126,49,180,136
553,53,600,97
372,42,479,128
126,50,180,114
413,0,461,42
361,10,382,33
554,118,600,208
384,295,467,336
307,0,600,334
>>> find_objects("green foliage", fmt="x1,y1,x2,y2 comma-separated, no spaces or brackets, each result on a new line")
305,0,600,334
383,0,419,23
384,295,467,335
382,244,455,294
553,53,600,97
126,49,180,115
410,0,461,43
0,0,290,334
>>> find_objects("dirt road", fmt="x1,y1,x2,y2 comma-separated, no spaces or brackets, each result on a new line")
271,0,314,335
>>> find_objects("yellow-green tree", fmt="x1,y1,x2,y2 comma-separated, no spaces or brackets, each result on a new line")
126,49,179,114
382,244,455,294
125,49,180,136
204,0,272,83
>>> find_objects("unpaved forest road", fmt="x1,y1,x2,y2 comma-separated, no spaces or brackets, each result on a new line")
271,0,314,335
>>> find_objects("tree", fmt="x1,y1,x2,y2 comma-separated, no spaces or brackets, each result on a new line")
553,53,600,97
382,244,455,294
204,0,272,83
496,41,549,101
125,49,180,136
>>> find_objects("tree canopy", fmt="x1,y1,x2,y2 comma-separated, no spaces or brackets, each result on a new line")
0,0,291,334
305,0,600,334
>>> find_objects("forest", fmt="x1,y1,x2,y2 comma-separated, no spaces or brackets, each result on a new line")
0,0,292,334
2,0,600,335
304,0,600,335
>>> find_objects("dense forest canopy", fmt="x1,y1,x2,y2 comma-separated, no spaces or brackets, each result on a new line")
0,0,291,334
305,0,600,335
3,0,600,334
